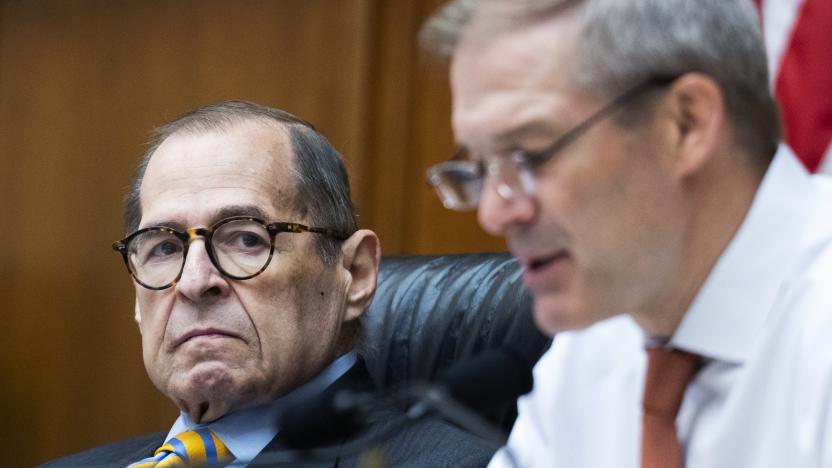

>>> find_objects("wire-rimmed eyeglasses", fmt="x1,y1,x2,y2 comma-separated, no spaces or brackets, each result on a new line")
112,216,348,290
426,76,678,211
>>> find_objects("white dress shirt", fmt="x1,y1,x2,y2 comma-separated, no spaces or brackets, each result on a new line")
490,146,832,468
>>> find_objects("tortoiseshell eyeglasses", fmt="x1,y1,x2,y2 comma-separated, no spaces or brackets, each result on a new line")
112,216,347,290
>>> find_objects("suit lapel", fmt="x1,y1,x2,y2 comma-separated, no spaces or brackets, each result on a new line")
249,358,376,467
118,432,167,465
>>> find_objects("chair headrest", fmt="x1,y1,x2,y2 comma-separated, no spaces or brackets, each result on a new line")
360,252,551,431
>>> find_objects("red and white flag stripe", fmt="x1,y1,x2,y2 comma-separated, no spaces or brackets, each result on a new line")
755,0,832,174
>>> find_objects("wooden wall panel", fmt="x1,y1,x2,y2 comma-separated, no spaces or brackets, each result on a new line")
0,1,504,465
361,0,505,255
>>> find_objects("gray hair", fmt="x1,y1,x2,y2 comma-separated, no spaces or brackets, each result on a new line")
421,0,780,164
124,100,358,266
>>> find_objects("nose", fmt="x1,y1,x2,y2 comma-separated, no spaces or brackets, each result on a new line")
175,238,230,302
477,177,537,236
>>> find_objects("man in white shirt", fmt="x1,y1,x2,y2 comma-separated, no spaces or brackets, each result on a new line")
421,0,832,466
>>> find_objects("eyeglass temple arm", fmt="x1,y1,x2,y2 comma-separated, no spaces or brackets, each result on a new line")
541,76,679,158
270,222,350,241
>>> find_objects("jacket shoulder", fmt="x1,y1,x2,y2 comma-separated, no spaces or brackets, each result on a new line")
40,432,165,467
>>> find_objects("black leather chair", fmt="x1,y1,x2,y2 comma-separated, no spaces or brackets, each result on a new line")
361,252,551,433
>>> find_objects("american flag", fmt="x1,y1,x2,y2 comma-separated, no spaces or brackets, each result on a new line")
755,0,832,174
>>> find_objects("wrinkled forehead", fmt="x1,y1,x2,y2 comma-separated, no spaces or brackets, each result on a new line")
450,11,588,147
461,0,583,46
456,3,586,92
139,120,298,227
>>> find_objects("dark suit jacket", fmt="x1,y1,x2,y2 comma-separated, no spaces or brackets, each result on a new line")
41,361,495,467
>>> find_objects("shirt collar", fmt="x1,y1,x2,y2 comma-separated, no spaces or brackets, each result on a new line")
670,146,818,363
165,352,357,464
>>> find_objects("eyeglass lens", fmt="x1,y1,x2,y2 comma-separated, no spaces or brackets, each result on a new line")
484,154,537,202
428,160,484,210
428,153,536,211
126,219,273,288
428,78,674,211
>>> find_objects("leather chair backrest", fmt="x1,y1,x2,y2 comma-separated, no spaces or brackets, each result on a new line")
361,252,551,432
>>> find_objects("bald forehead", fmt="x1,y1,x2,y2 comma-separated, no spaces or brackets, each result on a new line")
149,118,294,175
161,117,291,154
139,119,298,227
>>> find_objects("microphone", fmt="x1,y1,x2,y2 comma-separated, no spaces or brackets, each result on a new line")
277,347,534,450
436,346,534,412
277,382,374,450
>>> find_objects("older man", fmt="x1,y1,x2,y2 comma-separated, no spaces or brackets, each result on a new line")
422,1,832,467
45,101,493,467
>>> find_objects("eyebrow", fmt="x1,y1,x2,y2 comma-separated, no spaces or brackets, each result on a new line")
140,204,270,231
211,205,269,223
494,121,561,148
457,121,562,157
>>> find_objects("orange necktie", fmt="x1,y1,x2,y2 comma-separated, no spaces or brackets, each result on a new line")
641,347,701,468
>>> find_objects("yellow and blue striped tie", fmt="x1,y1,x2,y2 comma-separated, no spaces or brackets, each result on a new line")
127,428,235,468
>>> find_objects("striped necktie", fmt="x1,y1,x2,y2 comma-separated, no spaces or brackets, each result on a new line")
128,428,235,468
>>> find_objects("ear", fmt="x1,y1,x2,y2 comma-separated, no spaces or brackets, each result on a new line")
339,229,381,322
660,73,726,178
134,301,142,328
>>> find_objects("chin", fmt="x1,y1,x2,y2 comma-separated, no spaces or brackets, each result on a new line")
189,361,243,389
163,362,262,421
532,295,600,335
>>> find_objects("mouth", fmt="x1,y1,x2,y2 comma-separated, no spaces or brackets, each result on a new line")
173,328,242,348
519,250,572,290
525,250,569,270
